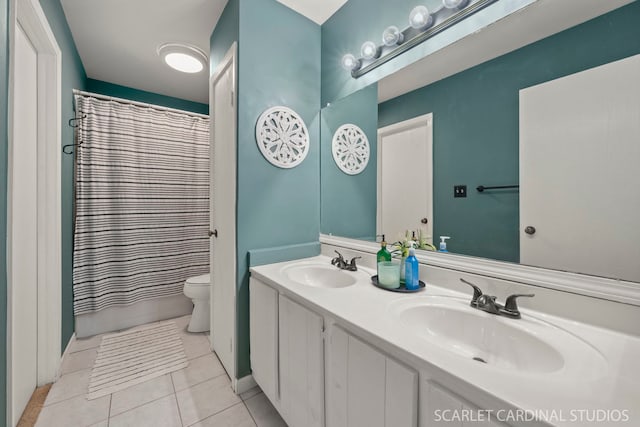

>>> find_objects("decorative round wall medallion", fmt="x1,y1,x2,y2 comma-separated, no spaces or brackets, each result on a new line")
332,124,370,175
255,106,310,169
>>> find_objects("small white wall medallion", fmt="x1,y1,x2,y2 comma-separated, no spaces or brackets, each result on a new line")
255,106,310,168
332,124,370,175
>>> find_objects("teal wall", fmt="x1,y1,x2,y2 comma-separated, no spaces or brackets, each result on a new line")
372,1,640,262
320,83,377,239
1,0,9,421
235,0,321,378
209,0,238,73
38,0,87,352
321,0,534,105
86,79,208,115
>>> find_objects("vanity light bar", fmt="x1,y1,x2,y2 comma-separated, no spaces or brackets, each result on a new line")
349,0,498,78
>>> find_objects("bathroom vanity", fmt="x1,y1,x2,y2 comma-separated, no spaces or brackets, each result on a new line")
249,255,640,427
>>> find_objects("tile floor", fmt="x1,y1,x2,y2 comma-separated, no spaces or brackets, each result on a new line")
36,315,287,427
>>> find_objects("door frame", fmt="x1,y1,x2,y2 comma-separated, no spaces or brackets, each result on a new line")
376,113,433,238
209,42,237,384
7,0,62,422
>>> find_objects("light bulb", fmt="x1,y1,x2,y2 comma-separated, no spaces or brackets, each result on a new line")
409,6,433,30
360,41,380,60
164,53,204,73
442,0,469,9
341,53,361,71
382,26,404,47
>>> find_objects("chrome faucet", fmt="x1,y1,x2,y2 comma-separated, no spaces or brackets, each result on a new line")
331,251,360,272
460,278,534,319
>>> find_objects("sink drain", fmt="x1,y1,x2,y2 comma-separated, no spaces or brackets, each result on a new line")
472,356,487,364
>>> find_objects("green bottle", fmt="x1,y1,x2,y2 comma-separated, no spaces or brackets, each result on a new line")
377,235,392,277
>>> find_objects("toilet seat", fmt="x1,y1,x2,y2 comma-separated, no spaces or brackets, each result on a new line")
185,273,210,286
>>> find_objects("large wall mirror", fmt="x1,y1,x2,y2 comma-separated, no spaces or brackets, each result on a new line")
320,1,640,284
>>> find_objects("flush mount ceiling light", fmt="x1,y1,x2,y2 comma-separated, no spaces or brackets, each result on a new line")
157,43,208,74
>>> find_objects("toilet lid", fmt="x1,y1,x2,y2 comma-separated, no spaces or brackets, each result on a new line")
186,273,210,285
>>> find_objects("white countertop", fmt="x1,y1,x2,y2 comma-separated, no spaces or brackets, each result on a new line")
250,255,640,427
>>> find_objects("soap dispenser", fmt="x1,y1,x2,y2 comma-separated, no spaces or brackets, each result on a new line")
405,245,420,290
376,235,392,276
438,236,451,252
377,235,392,263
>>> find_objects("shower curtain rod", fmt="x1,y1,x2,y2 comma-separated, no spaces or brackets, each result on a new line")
72,89,209,119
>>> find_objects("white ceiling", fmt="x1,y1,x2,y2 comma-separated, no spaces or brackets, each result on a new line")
276,0,348,24
61,0,346,105
61,0,228,104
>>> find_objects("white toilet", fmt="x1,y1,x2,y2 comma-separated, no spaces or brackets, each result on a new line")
183,273,211,333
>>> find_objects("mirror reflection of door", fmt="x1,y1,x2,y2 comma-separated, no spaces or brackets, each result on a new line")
520,54,640,283
377,113,433,243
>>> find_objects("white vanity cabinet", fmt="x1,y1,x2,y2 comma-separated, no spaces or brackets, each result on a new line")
249,278,279,405
326,325,418,427
249,278,324,427
278,294,325,427
250,275,496,427
422,381,506,427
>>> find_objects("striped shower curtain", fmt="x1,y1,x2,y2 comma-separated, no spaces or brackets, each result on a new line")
73,94,210,315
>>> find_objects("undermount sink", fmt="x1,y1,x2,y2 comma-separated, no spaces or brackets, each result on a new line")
283,264,357,289
390,297,607,376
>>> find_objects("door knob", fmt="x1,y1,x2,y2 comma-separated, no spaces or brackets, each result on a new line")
421,218,428,224
209,229,218,238
524,226,536,235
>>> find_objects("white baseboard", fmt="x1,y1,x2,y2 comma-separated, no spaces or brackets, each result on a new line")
234,374,258,394
56,332,77,382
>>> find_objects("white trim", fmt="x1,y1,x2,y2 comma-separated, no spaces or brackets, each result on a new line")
376,113,433,238
210,42,238,380
320,234,640,306
7,0,62,423
234,374,258,395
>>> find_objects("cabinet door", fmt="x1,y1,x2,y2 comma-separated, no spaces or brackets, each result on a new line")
424,382,463,427
327,326,418,427
423,382,506,427
249,278,279,405
279,295,324,427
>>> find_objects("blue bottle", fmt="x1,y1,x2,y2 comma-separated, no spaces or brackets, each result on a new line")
404,247,420,290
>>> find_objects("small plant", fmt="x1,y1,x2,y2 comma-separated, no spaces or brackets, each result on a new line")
391,229,436,256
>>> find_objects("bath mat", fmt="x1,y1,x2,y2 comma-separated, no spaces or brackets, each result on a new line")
87,321,189,400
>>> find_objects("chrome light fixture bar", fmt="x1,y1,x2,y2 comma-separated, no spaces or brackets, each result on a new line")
349,0,498,78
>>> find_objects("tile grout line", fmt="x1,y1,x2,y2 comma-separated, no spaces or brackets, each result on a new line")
173,370,229,394
104,382,176,420
242,399,259,427
43,355,221,418
107,394,112,426
42,368,93,408
170,375,185,427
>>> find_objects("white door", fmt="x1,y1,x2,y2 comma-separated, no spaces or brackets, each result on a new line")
210,43,237,379
7,1,62,424
377,114,433,243
520,54,640,282
8,23,39,426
